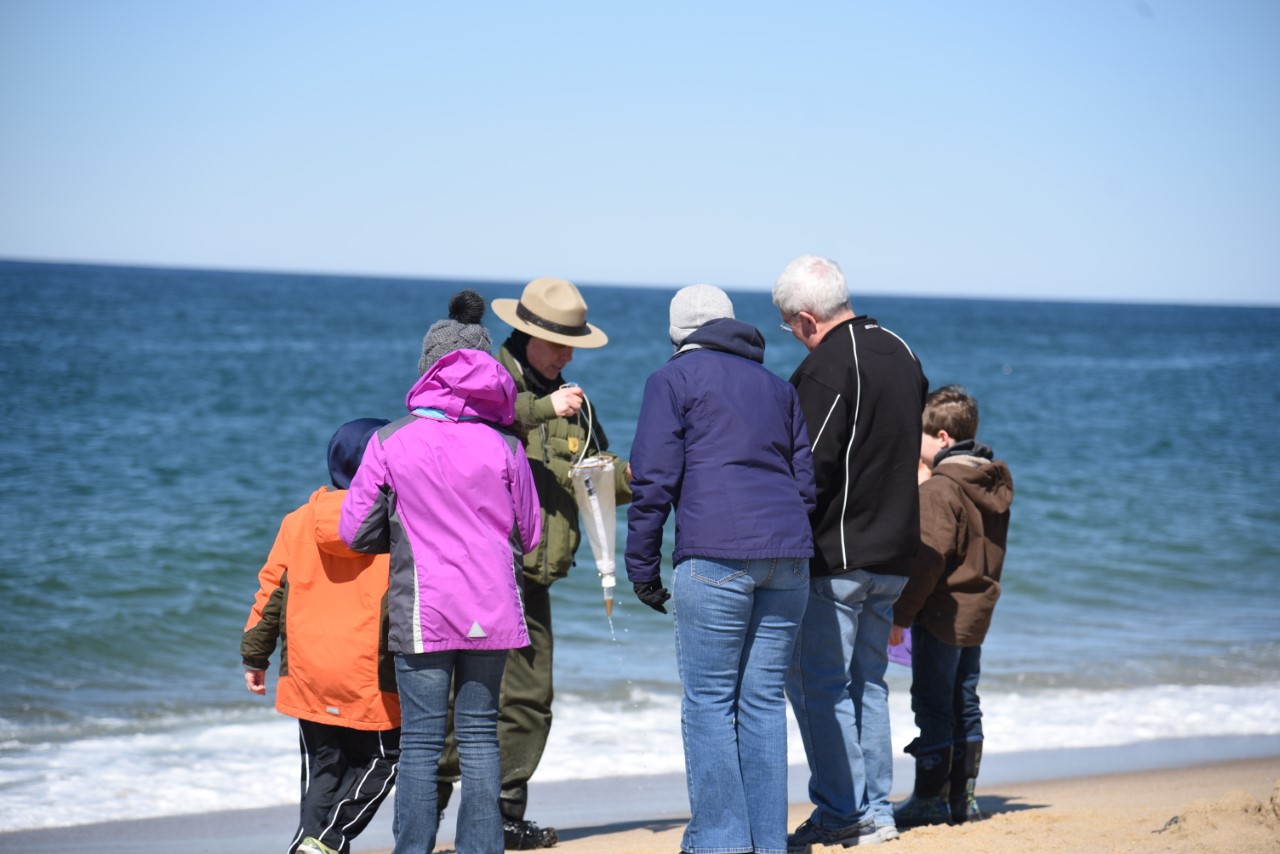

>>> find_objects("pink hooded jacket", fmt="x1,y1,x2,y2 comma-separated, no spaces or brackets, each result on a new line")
340,349,541,654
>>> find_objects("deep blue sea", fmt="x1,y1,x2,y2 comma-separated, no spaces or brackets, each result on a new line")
1,260,1277,831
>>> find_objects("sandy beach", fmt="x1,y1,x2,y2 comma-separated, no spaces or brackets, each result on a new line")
521,757,1280,854
6,740,1276,854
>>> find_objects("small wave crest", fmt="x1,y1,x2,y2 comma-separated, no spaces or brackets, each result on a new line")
3,682,1278,832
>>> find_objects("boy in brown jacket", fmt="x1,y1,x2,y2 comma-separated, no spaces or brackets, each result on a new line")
890,386,1013,828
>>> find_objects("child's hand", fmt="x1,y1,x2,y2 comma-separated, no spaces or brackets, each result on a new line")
889,626,905,647
244,668,267,695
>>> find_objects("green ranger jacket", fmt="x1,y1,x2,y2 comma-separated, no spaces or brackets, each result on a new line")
497,345,633,585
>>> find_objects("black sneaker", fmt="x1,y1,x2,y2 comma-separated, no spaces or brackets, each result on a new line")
503,817,558,849
786,816,880,852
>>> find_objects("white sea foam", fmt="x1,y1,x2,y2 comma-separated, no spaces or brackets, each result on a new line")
539,679,1280,781
2,681,1278,832
0,714,298,832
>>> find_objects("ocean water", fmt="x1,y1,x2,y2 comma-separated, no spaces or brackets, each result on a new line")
1,260,1277,832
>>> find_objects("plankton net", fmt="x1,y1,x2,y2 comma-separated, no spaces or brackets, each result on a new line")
563,383,618,617
570,456,617,616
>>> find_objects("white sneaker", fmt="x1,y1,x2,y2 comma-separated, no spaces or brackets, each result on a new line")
848,824,899,845
297,837,340,854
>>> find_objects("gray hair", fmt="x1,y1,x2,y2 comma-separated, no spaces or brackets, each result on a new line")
772,254,851,321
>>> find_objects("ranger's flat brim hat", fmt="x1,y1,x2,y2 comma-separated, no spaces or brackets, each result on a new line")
492,277,609,348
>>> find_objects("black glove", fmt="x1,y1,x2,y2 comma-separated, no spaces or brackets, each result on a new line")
633,580,671,614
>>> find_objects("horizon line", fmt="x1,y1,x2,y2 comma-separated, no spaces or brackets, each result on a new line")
2,254,1276,311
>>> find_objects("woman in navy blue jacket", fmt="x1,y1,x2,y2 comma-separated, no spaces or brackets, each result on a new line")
626,285,816,854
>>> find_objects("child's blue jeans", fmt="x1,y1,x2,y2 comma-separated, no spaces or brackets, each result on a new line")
909,624,984,752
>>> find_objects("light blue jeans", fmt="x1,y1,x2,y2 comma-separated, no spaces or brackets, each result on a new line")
393,650,506,854
673,557,809,854
786,570,907,831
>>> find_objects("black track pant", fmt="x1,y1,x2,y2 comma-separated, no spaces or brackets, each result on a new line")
290,719,400,854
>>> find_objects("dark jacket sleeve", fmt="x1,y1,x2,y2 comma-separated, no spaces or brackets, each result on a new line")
894,478,960,627
241,576,286,669
340,434,394,554
789,389,817,514
792,370,849,513
625,369,685,584
241,518,291,669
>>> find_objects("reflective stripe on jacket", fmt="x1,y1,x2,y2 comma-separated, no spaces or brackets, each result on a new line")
340,349,542,653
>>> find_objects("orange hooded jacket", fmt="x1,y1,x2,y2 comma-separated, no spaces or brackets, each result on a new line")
242,486,400,730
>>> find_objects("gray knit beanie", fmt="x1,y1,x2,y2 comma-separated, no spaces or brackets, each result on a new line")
669,284,735,346
418,289,492,374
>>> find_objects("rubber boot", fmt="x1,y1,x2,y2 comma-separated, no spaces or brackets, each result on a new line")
894,740,953,828
949,740,985,824
436,780,453,824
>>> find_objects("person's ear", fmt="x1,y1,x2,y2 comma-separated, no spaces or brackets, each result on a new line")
936,429,954,448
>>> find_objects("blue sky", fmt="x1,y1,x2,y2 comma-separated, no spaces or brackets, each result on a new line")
2,1,1277,304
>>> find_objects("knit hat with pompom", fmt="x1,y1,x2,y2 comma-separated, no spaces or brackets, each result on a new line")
418,289,492,374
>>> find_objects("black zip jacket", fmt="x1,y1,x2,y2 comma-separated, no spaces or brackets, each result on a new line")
789,316,927,577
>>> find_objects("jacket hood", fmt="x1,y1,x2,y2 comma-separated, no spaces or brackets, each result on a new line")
327,417,391,489
309,486,364,558
675,317,765,364
934,455,1014,515
405,349,517,425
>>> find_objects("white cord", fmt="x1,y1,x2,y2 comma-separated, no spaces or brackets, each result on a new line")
563,383,595,466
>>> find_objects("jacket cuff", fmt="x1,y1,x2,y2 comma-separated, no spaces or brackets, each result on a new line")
530,393,558,422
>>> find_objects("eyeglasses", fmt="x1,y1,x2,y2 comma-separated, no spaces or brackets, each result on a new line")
779,313,801,332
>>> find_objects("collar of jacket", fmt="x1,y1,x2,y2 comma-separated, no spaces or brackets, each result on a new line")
933,438,994,467
671,317,765,363
818,315,876,347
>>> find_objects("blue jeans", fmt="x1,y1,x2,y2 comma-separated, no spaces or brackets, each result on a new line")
393,650,506,854
909,625,984,751
673,557,809,854
786,570,907,830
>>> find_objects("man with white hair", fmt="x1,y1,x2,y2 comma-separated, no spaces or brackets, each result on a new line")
773,255,928,851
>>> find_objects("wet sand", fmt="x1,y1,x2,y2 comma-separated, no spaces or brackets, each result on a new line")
528,757,1280,854
3,737,1277,853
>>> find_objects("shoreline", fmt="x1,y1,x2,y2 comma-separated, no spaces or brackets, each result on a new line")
3,735,1277,853
542,755,1280,854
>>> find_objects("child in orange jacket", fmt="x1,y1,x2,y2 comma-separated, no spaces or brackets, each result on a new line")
242,418,398,854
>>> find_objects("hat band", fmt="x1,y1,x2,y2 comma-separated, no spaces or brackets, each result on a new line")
516,301,592,338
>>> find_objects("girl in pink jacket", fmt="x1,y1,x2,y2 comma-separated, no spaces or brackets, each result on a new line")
341,292,541,854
